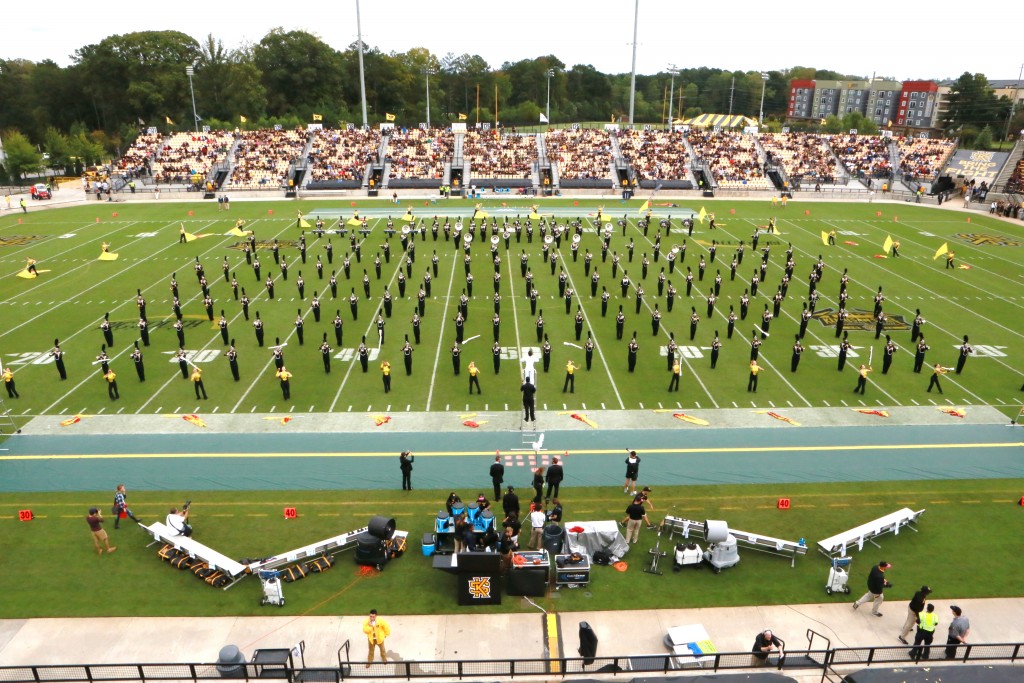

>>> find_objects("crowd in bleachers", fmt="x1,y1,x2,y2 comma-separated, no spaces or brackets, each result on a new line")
616,129,690,180
1006,159,1024,194
545,129,613,179
226,129,307,189
896,137,956,180
463,132,536,179
117,133,164,177
386,128,454,179
688,130,770,189
307,129,382,183
150,132,234,184
828,134,892,177
759,133,840,183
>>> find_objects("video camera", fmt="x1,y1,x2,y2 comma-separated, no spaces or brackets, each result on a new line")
182,499,192,512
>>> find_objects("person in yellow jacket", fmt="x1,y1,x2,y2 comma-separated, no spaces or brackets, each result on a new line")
276,366,292,399
3,367,19,398
562,360,578,393
468,360,481,394
380,360,392,393
362,609,390,664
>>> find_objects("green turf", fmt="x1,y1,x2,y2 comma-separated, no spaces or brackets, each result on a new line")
1,479,1021,618
1,197,1022,422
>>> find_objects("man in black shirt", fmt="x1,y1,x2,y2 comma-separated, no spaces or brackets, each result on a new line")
490,454,505,501
620,495,651,543
545,456,564,502
853,561,893,616
751,630,784,665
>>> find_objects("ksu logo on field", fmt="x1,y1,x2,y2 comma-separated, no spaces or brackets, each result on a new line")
228,239,302,251
812,308,910,332
954,233,1023,247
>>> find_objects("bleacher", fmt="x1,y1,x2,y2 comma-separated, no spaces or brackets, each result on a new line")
828,134,892,177
545,128,614,186
688,131,771,190
307,128,382,186
896,136,956,181
385,128,454,180
151,131,234,185
759,133,841,184
226,129,308,190
617,129,691,182
463,131,536,179
1007,159,1024,193
118,133,164,176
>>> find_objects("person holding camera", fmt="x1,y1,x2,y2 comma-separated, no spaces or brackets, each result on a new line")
751,629,784,665
399,451,414,491
165,504,192,537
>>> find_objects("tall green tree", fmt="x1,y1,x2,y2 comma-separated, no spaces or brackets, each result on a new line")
253,29,345,117
946,73,1011,133
2,130,43,182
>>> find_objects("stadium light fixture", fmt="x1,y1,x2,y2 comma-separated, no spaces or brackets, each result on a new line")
667,66,679,128
759,72,770,125
423,67,436,129
185,65,199,133
546,69,555,126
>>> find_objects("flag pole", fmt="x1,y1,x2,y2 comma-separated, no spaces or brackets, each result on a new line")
476,84,480,125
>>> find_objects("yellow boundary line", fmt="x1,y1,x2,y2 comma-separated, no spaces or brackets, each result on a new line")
2,442,1021,461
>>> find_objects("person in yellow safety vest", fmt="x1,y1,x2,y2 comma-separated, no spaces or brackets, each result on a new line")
468,360,481,394
668,360,682,392
363,609,391,664
380,359,391,393
908,603,939,659
747,360,763,392
3,367,19,398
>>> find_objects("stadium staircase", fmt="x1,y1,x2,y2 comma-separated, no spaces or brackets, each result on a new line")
535,134,552,194
992,138,1023,193
608,131,631,188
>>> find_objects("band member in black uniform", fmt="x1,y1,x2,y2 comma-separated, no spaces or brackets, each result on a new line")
316,255,324,280
272,240,280,264
216,311,228,345
202,295,213,321
761,305,773,339
791,335,804,372
689,307,700,340
685,268,693,296
882,335,897,374
542,335,552,372
665,333,677,371
296,273,305,300
913,336,929,373
710,333,722,369
362,270,371,298
174,319,185,347
96,346,110,375
837,333,852,371
265,276,275,300
225,341,240,381
100,313,114,347
911,309,924,342
51,340,67,379
253,312,265,347
175,347,189,379
320,334,332,373
750,333,762,361
627,333,639,372
707,293,717,319
240,290,250,320
418,286,426,317
615,306,626,340
138,318,150,347
727,306,737,339
330,271,339,298
956,335,973,374
601,287,610,317
325,240,333,264
451,341,461,375
634,285,644,315
131,342,145,381
253,256,262,282
349,289,359,320
799,303,810,339
310,292,321,322
492,313,501,343
271,338,285,370
343,253,351,279
358,336,369,372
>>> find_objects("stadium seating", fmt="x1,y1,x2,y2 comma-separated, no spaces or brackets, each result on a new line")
386,128,454,179
828,134,892,177
688,130,771,189
617,129,690,181
118,133,164,176
1007,159,1024,193
759,133,840,184
150,131,234,185
226,129,308,189
463,131,536,179
307,128,383,183
545,128,613,180
896,136,956,181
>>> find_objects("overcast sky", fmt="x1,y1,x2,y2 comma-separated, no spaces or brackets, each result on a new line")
6,0,1022,83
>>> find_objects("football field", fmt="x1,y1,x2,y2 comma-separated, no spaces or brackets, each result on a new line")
1,196,1022,423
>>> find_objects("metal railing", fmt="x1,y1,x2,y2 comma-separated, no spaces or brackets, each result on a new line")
1,641,1020,683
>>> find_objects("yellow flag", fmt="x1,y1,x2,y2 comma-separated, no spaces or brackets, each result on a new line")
933,242,949,260
637,199,651,216
165,116,174,125
697,207,708,224
239,115,247,123
347,217,363,227
882,235,894,253
98,252,119,261
299,219,311,228
458,113,467,120
385,113,396,122
312,113,323,121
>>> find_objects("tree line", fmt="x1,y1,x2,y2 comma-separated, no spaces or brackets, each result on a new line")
2,28,1021,182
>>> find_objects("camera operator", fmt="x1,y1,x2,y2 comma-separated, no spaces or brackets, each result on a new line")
165,502,193,537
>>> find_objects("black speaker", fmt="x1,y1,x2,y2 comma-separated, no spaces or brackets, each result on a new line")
368,516,396,540
578,621,598,665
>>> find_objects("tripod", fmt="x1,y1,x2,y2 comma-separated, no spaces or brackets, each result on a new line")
643,507,671,575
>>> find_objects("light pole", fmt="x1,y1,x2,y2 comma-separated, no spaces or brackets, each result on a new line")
546,69,555,125
356,0,368,129
627,0,639,127
667,65,679,128
423,67,435,129
758,72,769,125
185,65,199,132
1003,62,1023,142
